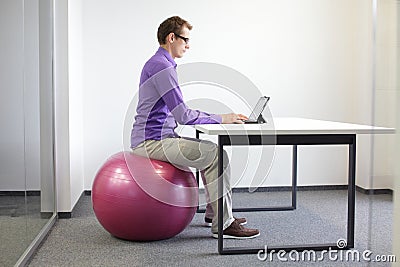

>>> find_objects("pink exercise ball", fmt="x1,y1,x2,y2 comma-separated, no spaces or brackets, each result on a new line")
92,151,198,241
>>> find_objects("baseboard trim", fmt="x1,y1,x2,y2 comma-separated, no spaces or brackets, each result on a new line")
0,190,41,196
355,187,393,195
57,191,87,219
58,212,72,219
40,212,54,219
84,185,393,195
73,185,392,220
231,186,392,195
230,185,348,193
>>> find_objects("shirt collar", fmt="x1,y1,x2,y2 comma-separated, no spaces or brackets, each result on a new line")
157,46,177,68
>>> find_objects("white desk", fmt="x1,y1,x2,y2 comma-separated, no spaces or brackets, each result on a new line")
194,117,395,255
195,117,394,135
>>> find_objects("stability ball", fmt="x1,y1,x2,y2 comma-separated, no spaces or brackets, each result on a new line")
92,151,198,241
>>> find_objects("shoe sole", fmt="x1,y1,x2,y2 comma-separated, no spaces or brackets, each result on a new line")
212,232,260,239
204,221,247,227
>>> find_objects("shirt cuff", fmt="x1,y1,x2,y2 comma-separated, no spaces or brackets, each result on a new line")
210,114,222,124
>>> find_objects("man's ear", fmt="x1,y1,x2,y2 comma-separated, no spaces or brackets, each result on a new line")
168,32,174,43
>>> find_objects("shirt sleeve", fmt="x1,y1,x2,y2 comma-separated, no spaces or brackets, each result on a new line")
152,66,222,125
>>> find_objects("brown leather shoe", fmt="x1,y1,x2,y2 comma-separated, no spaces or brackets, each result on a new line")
234,217,247,225
205,217,247,227
212,220,260,239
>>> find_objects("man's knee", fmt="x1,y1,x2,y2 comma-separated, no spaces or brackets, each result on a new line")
208,146,229,169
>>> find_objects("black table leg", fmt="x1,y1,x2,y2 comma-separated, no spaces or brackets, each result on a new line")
347,135,356,249
218,135,224,254
292,145,298,208
216,133,356,255
197,130,297,213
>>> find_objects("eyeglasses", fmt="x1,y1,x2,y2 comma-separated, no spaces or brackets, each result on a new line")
174,33,189,44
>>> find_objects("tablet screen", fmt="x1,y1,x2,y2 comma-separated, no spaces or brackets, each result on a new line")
248,96,270,121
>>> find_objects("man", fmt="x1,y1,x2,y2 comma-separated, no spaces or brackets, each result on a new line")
131,16,260,239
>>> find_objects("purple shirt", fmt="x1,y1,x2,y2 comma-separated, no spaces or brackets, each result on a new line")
130,47,222,148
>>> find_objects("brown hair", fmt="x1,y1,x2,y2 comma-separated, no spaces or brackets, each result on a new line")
157,16,192,45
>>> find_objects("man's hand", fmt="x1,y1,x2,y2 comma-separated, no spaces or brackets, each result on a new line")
220,113,249,124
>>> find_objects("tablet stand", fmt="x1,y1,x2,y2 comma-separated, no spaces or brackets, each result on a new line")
257,114,266,124
244,114,267,124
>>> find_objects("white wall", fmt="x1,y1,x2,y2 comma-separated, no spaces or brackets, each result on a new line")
67,0,395,193
58,0,397,216
38,0,57,212
24,0,41,190
0,0,25,190
369,0,397,190
54,0,86,212
391,1,400,264
67,0,85,211
354,0,398,191
54,0,74,212
0,0,41,191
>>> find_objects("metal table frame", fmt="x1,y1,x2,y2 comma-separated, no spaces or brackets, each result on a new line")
196,130,356,255
195,130,297,213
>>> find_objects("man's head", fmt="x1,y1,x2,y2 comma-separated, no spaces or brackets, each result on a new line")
157,16,192,59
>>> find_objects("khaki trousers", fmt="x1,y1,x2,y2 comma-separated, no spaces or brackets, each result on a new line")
131,137,234,233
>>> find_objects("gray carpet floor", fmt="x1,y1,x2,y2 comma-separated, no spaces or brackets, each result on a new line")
0,195,50,267
28,190,394,266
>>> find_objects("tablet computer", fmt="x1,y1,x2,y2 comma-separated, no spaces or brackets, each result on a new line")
243,96,270,124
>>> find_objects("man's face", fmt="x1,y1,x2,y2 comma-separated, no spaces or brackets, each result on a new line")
171,26,190,59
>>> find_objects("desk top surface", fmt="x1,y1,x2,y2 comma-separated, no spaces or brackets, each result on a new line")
194,117,396,135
